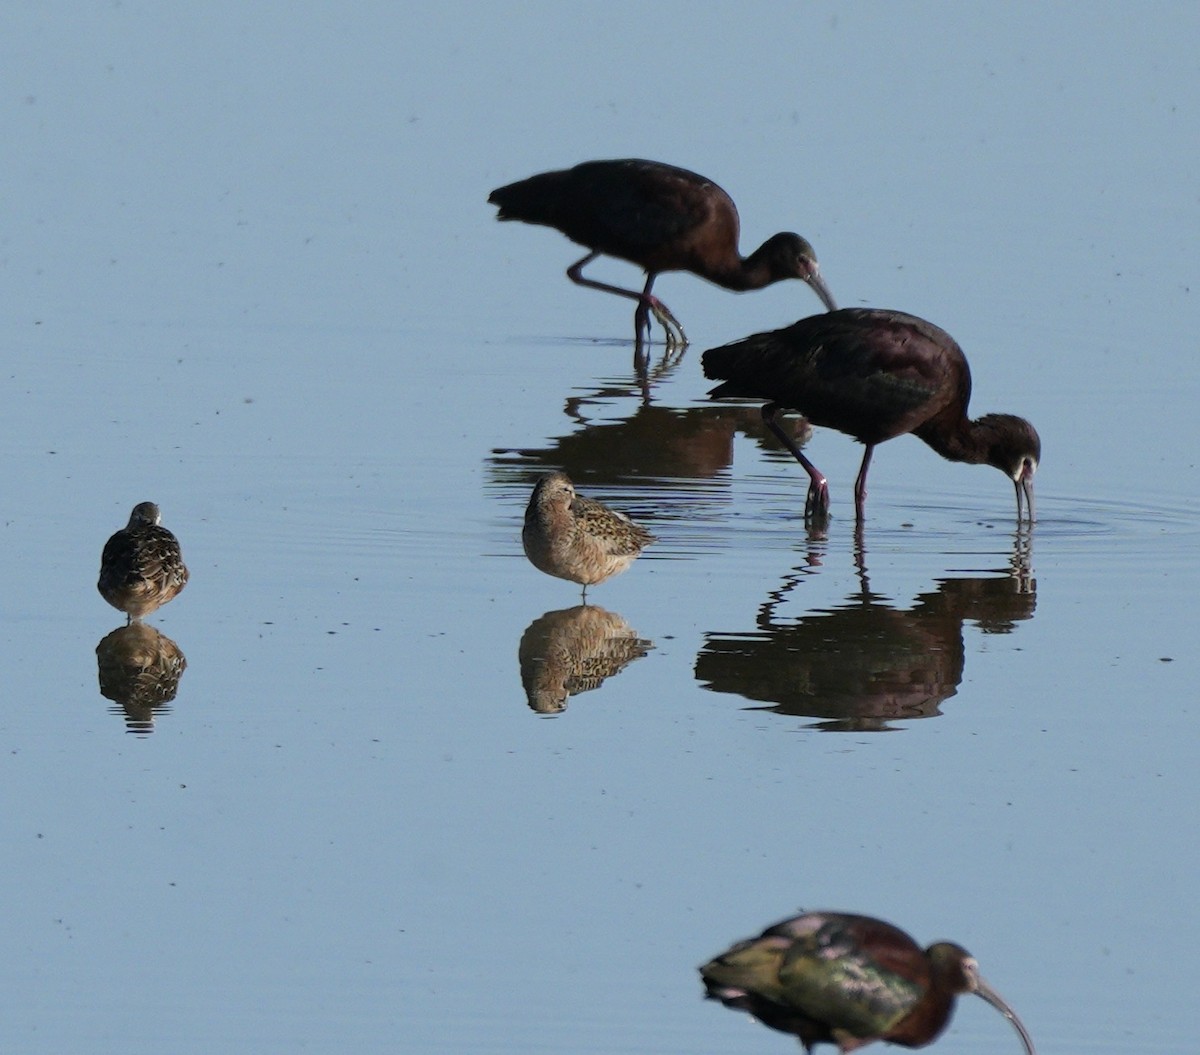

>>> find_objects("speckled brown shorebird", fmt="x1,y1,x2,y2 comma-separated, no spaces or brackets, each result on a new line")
522,472,655,597
98,502,189,622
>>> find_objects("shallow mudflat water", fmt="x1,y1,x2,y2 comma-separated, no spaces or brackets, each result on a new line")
3,5,1198,1055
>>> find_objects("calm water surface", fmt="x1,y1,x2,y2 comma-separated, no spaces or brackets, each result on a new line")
3,4,1198,1054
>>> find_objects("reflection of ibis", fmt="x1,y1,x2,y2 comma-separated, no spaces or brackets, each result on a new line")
701,911,1037,1054
491,402,810,486
489,159,836,347
695,570,1036,730
703,309,1039,521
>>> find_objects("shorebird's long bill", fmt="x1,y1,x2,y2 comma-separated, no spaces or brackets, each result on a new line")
807,271,837,312
972,974,1038,1055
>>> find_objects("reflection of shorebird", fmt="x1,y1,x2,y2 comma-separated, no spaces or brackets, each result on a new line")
489,158,836,350
701,910,1037,1055
704,308,1040,522
96,622,187,734
522,472,655,596
98,502,189,622
518,605,653,714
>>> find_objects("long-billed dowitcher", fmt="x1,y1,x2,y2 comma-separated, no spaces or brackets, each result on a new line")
489,158,836,347
522,472,655,596
701,910,1037,1054
98,502,189,622
703,308,1040,522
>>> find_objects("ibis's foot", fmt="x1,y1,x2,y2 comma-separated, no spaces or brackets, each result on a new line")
646,295,687,349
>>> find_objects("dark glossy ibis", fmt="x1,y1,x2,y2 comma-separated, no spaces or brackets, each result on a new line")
522,471,655,597
700,911,1038,1054
489,159,837,348
703,308,1039,522
98,502,189,622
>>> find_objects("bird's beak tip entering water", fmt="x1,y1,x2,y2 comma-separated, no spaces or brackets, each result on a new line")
1014,459,1037,524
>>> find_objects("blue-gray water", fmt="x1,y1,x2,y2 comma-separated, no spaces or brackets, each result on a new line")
3,4,1197,1053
